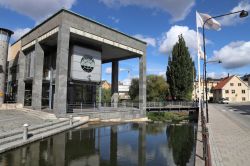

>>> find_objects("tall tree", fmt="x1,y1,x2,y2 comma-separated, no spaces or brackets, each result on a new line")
129,75,169,102
166,35,195,100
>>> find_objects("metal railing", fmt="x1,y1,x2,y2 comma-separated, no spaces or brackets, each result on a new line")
201,103,212,166
146,101,197,108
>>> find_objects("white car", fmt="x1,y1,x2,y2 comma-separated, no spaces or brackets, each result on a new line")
218,98,229,104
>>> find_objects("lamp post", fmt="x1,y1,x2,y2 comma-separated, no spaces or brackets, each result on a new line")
202,10,248,123
202,60,222,108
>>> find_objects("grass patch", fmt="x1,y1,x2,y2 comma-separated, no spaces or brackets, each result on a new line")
147,112,189,122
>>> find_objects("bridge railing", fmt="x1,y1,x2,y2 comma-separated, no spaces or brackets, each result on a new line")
200,104,212,166
146,101,197,108
67,101,198,113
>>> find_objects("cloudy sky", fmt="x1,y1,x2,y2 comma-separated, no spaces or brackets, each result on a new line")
1,0,250,83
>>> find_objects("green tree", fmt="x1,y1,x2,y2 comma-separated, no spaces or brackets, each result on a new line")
166,35,195,100
96,88,112,103
129,75,169,102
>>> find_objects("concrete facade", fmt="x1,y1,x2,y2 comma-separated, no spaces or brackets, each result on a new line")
7,9,147,114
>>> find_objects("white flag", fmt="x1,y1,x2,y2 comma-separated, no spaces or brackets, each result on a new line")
196,11,221,31
198,46,205,59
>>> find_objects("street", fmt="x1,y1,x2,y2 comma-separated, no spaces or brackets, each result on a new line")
212,102,250,130
208,103,250,166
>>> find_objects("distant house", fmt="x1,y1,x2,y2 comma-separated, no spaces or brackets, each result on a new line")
213,75,249,103
101,80,111,89
192,78,220,101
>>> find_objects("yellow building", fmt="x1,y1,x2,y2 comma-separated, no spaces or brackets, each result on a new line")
192,79,220,102
101,80,111,89
213,75,249,103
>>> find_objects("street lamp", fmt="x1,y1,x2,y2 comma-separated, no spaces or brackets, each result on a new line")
202,60,222,104
203,10,248,123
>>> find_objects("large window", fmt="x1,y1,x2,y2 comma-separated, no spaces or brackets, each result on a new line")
225,90,229,93
231,90,235,94
238,83,241,86
242,90,246,94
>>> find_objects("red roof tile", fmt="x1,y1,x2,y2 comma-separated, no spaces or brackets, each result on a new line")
213,76,234,90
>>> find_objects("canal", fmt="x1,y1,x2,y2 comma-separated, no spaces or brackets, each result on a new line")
0,122,196,166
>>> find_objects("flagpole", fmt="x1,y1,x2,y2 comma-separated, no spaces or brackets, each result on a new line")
196,11,201,111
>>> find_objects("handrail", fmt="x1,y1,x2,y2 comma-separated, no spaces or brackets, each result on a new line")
200,103,212,166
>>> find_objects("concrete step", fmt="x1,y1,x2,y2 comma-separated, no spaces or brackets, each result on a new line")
0,120,67,139
19,108,57,120
0,120,78,146
0,119,88,154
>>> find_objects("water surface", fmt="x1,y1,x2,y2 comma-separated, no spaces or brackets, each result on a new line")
0,122,196,166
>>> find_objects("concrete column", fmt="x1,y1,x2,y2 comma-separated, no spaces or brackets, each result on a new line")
111,61,119,107
17,51,26,106
111,61,119,94
139,53,146,115
0,28,13,105
32,41,44,110
0,41,8,105
54,24,70,114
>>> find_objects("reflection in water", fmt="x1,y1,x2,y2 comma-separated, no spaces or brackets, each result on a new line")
0,123,196,166
167,125,195,166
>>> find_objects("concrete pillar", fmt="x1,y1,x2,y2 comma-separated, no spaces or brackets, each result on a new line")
111,61,119,94
32,41,44,110
111,61,119,107
17,51,26,106
0,28,13,105
54,24,70,114
139,53,146,115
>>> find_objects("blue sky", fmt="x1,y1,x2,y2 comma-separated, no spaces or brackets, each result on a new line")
1,0,250,84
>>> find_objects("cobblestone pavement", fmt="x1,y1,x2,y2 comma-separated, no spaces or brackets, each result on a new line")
0,109,47,133
208,104,250,166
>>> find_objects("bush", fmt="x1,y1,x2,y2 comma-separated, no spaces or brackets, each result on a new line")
147,112,189,122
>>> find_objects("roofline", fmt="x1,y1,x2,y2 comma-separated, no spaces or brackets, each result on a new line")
0,28,14,36
11,9,147,46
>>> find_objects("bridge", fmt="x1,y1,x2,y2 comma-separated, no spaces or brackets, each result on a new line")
145,101,198,112
68,101,199,113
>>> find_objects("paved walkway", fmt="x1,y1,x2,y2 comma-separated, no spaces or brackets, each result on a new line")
208,104,250,166
0,109,47,133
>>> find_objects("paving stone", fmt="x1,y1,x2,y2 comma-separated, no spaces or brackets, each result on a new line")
208,104,250,166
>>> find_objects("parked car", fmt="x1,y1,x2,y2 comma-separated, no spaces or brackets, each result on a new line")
218,98,229,104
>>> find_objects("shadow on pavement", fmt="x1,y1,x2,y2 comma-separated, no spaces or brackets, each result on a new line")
226,104,250,116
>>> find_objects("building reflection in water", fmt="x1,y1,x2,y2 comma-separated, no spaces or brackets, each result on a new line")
0,123,196,166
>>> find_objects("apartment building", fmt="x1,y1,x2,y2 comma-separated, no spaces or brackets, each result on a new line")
213,75,250,102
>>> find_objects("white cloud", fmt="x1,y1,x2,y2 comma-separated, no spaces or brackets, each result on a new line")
12,28,31,41
109,16,120,23
159,25,203,58
99,0,195,22
207,72,228,79
105,67,112,74
212,41,250,69
219,1,250,26
0,0,76,21
133,34,156,47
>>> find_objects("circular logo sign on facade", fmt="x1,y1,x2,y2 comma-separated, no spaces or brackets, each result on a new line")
80,55,95,73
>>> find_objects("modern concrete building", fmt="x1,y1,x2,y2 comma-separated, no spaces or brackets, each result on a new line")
0,28,13,105
213,75,250,103
7,9,147,115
